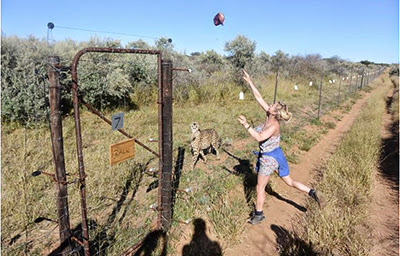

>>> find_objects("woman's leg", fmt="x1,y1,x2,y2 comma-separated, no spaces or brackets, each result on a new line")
255,174,271,211
280,175,310,193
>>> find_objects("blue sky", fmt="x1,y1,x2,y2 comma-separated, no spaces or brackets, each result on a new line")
1,0,399,63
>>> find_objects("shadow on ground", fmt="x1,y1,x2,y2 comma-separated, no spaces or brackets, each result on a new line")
379,91,399,190
182,218,222,256
223,149,306,213
271,224,318,256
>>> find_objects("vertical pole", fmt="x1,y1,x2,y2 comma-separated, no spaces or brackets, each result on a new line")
338,77,342,105
355,76,359,91
158,59,173,230
273,69,279,103
48,56,72,255
317,73,323,119
71,58,90,256
348,74,353,95
360,74,364,89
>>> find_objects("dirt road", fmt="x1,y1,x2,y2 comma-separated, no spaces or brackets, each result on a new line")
224,89,375,256
369,87,399,256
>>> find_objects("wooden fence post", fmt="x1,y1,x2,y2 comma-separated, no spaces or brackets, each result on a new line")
48,56,72,255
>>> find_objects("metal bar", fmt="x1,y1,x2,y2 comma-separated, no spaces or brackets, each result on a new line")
74,94,159,158
348,72,353,95
70,47,162,256
48,56,72,255
120,236,146,256
71,54,91,256
157,54,163,230
360,74,364,89
338,77,342,104
273,69,279,103
317,74,323,119
172,67,191,72
159,60,173,230
355,76,359,91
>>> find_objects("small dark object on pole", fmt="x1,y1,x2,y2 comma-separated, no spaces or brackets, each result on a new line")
34,217,58,224
32,170,42,177
47,22,55,29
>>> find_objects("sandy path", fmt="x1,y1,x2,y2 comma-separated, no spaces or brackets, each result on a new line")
369,88,399,256
224,90,374,256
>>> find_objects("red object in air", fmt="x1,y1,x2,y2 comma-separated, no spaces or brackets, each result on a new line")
213,12,225,26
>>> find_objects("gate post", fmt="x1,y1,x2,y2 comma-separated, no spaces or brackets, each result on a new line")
48,56,72,254
158,59,173,230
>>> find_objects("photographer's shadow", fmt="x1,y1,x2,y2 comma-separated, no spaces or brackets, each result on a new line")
182,218,222,256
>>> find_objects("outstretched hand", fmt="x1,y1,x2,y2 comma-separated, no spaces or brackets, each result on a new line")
242,70,252,85
237,115,249,127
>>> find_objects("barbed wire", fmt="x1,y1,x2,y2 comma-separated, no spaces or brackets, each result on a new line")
55,25,159,40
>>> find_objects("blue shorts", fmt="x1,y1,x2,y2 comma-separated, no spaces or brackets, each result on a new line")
254,147,290,177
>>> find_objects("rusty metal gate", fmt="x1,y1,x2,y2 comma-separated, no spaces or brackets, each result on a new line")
48,47,176,255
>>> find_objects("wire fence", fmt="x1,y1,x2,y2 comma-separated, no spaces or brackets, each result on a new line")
1,44,385,255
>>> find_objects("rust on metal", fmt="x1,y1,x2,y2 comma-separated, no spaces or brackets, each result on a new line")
70,47,163,256
172,67,191,72
120,236,146,256
48,56,72,255
73,93,159,158
157,60,173,230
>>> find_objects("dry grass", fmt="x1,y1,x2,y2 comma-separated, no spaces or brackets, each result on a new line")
1,73,376,255
280,72,392,255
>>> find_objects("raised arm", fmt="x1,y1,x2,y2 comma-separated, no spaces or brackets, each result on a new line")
238,115,277,142
242,70,270,113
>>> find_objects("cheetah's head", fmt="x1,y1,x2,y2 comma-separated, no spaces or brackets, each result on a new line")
190,122,200,133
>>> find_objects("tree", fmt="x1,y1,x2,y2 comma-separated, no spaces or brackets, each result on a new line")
1,35,51,124
126,39,150,49
224,35,256,70
155,37,174,59
198,50,225,74
271,50,289,72
246,51,272,77
360,60,373,66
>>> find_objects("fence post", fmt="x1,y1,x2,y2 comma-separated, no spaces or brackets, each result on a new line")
360,74,364,89
338,77,342,105
317,73,324,119
273,69,279,103
348,74,353,95
48,56,72,255
158,59,173,230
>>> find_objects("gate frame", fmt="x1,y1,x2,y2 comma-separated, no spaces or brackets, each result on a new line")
69,47,172,255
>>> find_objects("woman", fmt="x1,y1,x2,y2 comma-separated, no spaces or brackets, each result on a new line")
238,70,320,225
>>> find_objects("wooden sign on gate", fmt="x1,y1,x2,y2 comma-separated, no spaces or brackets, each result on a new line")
110,139,135,165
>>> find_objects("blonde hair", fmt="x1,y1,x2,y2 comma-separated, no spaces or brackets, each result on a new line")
276,101,293,123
